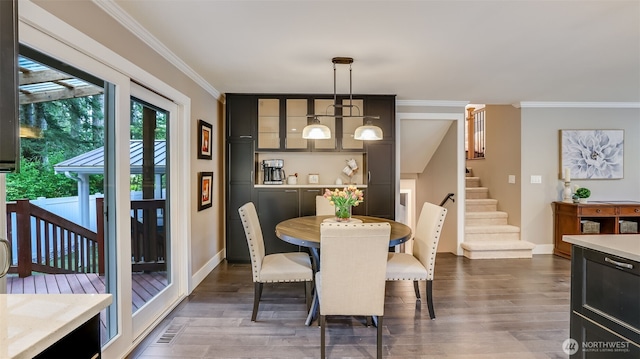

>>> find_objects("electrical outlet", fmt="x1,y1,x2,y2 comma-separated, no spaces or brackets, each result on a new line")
508,175,516,184
530,175,542,184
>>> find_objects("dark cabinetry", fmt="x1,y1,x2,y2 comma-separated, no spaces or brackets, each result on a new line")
256,189,301,254
570,245,639,358
225,93,395,262
34,315,101,359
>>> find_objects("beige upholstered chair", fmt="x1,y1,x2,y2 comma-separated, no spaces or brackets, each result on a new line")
315,195,335,216
386,202,447,319
238,202,313,321
317,223,391,359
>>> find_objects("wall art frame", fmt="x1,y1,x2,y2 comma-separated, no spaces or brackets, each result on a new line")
198,171,213,211
198,119,213,160
560,129,624,180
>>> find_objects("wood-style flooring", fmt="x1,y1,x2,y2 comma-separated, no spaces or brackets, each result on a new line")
128,254,572,358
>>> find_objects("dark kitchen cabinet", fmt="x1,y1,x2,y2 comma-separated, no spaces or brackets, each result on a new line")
364,140,395,219
225,93,396,262
225,139,254,262
300,188,324,216
256,189,301,254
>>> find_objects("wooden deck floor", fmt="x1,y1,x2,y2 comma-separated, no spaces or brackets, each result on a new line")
6,272,168,311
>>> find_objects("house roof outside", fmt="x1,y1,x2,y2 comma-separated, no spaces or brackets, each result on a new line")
54,140,167,175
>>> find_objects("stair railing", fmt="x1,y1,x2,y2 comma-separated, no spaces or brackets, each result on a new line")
439,193,455,207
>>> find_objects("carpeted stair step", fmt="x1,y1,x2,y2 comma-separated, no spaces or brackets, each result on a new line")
466,198,498,212
465,176,480,188
465,224,521,241
466,187,489,199
460,240,536,259
466,211,509,226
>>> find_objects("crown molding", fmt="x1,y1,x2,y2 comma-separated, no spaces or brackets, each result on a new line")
93,0,221,100
396,100,469,108
518,101,640,109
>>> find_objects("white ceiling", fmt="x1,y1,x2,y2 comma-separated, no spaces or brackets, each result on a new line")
100,0,639,173
106,0,639,104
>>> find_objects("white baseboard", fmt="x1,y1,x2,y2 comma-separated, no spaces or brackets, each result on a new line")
532,244,554,255
190,249,225,293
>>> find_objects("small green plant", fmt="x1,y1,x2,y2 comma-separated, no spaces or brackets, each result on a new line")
575,187,591,199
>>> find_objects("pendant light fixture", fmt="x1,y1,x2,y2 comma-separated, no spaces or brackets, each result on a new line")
303,57,383,140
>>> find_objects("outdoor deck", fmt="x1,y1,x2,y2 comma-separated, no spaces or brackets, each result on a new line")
6,272,168,311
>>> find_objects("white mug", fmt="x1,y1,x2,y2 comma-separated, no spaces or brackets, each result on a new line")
335,178,343,185
287,175,297,185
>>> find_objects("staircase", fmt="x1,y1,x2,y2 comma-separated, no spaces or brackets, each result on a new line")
461,172,535,259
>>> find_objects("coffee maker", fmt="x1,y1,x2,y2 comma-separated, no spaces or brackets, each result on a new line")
262,159,285,184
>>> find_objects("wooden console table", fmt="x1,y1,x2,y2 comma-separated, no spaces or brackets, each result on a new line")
553,201,640,259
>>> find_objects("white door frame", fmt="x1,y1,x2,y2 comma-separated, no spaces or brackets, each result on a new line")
20,2,191,357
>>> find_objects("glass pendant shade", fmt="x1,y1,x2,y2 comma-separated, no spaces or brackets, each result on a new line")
302,121,331,139
354,124,383,140
305,57,383,140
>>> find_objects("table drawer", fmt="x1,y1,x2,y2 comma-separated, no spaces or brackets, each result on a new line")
578,206,616,216
619,206,640,216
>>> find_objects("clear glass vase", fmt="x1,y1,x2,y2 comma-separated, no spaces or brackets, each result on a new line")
335,205,352,222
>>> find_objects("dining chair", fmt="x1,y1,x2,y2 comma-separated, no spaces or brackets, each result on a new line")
315,195,335,215
316,222,391,359
238,202,313,321
385,201,447,319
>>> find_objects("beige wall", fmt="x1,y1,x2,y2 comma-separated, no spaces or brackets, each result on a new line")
33,1,223,276
415,122,458,253
466,105,522,227
521,107,640,248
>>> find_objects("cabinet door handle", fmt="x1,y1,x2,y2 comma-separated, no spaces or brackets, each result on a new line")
368,171,371,183
605,257,633,270
250,171,253,182
285,190,297,193
635,208,639,213
306,189,320,193
239,135,252,139
596,209,601,213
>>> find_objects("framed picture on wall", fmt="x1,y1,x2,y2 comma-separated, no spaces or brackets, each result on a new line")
198,119,213,160
560,129,624,179
198,171,213,211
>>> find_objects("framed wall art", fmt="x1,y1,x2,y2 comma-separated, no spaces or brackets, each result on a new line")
198,171,213,211
560,129,624,179
198,119,213,160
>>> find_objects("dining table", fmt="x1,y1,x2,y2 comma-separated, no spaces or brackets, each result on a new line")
275,215,413,325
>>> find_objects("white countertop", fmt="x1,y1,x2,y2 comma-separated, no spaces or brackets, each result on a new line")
563,234,640,262
0,294,112,359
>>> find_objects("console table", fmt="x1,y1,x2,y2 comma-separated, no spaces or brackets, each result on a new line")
553,201,640,259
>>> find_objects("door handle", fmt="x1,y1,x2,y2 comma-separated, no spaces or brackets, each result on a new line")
605,257,633,270
0,238,10,278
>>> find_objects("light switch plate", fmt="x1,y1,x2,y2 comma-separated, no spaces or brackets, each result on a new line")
508,175,516,184
530,175,542,184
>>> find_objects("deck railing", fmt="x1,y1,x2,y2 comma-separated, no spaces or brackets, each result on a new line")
5,197,166,277
6,199,103,277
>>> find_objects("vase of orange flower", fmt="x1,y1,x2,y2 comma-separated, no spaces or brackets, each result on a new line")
324,186,364,222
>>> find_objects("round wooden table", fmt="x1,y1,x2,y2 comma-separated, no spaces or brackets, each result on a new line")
275,215,412,249
275,215,412,326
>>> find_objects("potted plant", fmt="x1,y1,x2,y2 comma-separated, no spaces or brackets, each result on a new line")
573,187,591,203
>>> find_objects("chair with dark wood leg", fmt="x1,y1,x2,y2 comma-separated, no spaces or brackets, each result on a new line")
385,201,447,319
316,222,391,359
238,202,313,321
